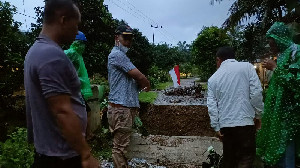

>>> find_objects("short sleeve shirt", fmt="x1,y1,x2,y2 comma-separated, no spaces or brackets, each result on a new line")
24,34,87,158
108,47,139,107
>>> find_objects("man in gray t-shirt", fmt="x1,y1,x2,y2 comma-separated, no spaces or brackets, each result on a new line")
24,1,98,168
107,25,150,168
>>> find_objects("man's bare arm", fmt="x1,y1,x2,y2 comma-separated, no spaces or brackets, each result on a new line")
47,94,99,167
128,68,150,91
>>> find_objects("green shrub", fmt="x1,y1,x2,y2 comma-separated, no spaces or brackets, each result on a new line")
88,127,112,160
147,66,171,88
100,98,108,110
0,128,34,168
90,73,108,86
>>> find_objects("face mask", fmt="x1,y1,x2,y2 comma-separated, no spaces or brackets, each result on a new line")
118,42,129,53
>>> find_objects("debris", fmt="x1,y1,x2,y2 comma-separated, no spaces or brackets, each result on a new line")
100,158,166,168
164,85,204,98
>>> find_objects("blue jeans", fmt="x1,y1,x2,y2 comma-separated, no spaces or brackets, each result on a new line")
277,141,295,168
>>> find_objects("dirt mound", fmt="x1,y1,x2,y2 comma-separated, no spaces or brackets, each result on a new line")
140,104,215,137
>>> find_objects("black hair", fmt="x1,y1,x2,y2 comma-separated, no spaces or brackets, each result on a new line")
216,46,235,61
44,0,78,24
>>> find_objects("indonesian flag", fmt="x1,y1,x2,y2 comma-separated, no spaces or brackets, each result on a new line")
169,65,180,87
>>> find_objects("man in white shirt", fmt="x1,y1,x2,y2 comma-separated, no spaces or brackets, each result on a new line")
207,47,264,168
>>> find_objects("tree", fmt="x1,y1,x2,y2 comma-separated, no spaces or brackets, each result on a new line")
29,6,44,43
211,0,300,28
191,26,230,81
127,29,153,75
228,24,267,62
210,0,300,62
0,1,31,139
78,0,117,77
176,41,194,77
0,1,29,99
211,0,300,47
151,43,186,71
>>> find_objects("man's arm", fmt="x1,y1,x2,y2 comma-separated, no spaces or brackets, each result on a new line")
128,68,150,91
39,58,98,168
207,80,220,132
111,53,150,91
249,64,264,119
47,94,99,167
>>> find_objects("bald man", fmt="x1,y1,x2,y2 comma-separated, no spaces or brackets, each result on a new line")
24,0,99,167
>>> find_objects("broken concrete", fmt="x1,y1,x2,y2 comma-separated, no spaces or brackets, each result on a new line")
87,85,102,132
126,133,222,166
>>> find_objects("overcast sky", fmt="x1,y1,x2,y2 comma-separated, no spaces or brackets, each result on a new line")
7,0,234,45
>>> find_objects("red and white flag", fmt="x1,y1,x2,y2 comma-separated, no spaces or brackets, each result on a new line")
169,65,180,87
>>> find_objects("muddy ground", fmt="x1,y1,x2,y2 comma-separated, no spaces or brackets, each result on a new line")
139,103,215,137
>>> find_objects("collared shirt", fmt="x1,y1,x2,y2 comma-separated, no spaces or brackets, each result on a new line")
24,34,87,158
207,59,264,131
108,46,139,107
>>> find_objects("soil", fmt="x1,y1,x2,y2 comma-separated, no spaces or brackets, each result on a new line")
139,103,215,137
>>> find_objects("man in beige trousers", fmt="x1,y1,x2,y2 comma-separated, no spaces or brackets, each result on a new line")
107,25,150,168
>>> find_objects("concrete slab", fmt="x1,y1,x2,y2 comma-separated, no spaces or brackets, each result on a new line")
126,133,223,166
88,85,102,132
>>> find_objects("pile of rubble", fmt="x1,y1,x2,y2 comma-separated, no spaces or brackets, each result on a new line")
164,84,204,98
154,84,207,105
101,158,166,168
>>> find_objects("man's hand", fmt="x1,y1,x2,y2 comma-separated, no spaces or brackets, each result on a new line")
81,154,100,168
254,118,262,131
141,86,150,92
262,59,277,71
216,131,224,142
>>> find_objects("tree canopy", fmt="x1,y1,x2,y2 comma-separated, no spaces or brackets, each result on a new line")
191,26,230,81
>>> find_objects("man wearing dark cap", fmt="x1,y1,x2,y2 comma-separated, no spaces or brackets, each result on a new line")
107,25,150,168
24,0,99,167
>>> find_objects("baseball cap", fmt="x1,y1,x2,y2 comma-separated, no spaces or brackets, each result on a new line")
115,25,133,35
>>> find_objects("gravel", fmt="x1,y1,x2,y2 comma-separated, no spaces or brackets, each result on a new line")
101,158,166,168
154,88,207,106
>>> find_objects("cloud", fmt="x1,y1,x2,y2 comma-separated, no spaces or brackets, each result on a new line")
105,0,233,45
8,0,234,45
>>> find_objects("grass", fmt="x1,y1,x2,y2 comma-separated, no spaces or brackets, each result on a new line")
139,91,158,104
154,82,173,90
201,83,208,90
